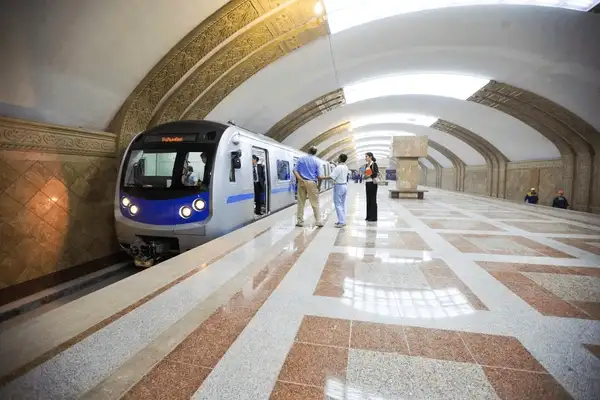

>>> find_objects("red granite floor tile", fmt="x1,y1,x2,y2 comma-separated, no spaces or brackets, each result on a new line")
278,343,348,388
296,316,351,347
270,381,324,400
123,361,211,400
350,321,409,354
583,344,600,359
483,367,572,400
404,326,474,362
460,332,546,372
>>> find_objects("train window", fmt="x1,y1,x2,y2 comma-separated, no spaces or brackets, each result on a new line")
124,150,176,188
277,160,290,182
183,152,210,187
229,151,241,182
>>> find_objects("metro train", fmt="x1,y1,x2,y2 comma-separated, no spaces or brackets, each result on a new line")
114,120,334,267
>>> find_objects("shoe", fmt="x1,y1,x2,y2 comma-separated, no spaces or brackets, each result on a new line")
316,222,324,228
295,223,303,227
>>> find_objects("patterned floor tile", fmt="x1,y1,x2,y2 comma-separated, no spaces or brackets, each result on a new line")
295,316,350,347
483,367,572,400
277,342,348,388
423,219,503,231
314,254,487,314
346,350,499,399
443,234,573,257
335,230,430,250
479,262,600,319
501,221,600,235
553,238,600,256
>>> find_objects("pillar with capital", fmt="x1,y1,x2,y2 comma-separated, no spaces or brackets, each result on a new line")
390,136,428,199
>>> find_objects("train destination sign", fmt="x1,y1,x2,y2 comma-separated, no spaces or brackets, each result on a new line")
143,134,198,143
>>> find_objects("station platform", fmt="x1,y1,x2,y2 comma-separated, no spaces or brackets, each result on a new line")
0,185,599,400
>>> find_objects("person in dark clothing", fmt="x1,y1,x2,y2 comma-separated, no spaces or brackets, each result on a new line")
252,155,266,215
524,188,539,204
552,189,570,209
364,152,379,222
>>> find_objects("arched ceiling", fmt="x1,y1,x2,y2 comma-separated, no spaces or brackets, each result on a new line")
1,1,599,171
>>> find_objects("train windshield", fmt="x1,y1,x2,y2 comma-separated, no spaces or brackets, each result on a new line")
123,149,213,191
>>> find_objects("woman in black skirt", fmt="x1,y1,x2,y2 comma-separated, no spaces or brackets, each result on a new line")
364,152,379,222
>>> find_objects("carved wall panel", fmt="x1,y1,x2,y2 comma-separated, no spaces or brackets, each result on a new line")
301,122,351,152
154,0,326,127
151,23,277,126
183,21,328,121
1,117,116,157
110,0,262,150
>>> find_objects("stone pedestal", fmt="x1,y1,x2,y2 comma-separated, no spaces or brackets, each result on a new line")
391,136,428,198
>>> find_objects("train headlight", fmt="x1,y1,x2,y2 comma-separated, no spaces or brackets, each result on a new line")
179,206,192,219
192,198,206,211
129,204,139,215
121,197,130,207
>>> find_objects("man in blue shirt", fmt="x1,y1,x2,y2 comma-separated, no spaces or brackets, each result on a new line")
294,146,323,227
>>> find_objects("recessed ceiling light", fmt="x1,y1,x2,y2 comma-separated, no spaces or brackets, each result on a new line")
323,0,600,34
351,114,437,129
343,74,489,104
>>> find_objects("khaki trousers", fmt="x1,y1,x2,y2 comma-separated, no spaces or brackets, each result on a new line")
297,180,321,224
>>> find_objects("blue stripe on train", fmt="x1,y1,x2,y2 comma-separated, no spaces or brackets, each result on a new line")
227,185,295,203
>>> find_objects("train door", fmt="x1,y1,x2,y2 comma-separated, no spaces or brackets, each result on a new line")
292,156,299,200
251,147,270,215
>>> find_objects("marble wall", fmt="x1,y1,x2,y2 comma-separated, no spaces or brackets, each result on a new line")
419,166,427,186
505,160,565,206
0,118,121,302
423,159,577,210
463,166,489,195
441,169,456,191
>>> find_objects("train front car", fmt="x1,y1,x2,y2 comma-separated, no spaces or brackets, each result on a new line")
115,121,225,267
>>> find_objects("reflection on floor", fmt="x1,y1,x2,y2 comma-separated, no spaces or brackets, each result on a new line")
0,186,598,400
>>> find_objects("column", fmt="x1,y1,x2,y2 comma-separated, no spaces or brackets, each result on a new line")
392,136,428,197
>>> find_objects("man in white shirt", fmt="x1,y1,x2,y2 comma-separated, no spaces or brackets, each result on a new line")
325,153,350,227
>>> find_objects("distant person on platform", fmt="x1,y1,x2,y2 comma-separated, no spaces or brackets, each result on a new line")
325,153,349,228
364,152,380,222
252,155,266,215
524,188,539,204
294,146,324,227
552,189,570,209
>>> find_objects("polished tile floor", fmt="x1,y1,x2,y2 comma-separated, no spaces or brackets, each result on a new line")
0,186,599,399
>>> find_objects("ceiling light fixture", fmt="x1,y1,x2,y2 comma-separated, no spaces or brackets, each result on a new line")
351,113,437,129
352,131,416,141
314,1,324,15
323,0,600,34
353,140,392,147
344,73,490,104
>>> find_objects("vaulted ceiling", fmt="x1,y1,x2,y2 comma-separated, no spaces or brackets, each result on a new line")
1,0,599,172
